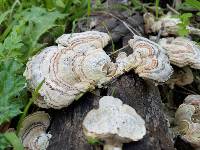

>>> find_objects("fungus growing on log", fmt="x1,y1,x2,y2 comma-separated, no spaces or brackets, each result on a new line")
116,35,173,82
82,96,146,150
18,111,51,150
24,31,173,109
24,31,116,109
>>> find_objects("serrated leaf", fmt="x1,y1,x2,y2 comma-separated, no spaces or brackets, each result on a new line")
0,31,23,60
0,60,25,125
12,6,67,59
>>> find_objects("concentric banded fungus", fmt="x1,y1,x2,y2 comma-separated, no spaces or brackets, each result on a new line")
159,37,200,69
175,104,195,125
18,111,51,150
116,35,173,82
143,12,200,36
175,96,200,149
24,31,117,109
83,96,146,150
143,12,181,36
182,123,200,149
184,95,200,105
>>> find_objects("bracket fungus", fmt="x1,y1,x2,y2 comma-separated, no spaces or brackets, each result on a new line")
143,12,200,36
18,111,51,150
24,31,173,109
24,31,117,109
184,95,200,105
159,37,200,69
175,95,200,149
83,96,146,150
116,35,173,82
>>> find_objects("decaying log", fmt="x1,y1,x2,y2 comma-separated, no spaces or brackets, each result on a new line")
48,74,174,150
48,1,175,149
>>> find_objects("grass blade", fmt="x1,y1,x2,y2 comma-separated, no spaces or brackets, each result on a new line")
87,0,91,16
155,0,160,19
16,79,45,134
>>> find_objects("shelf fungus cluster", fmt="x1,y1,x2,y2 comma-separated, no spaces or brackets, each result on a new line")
116,35,173,82
143,12,200,36
24,31,116,109
18,111,52,150
82,96,146,150
24,31,173,109
175,95,200,149
159,37,200,69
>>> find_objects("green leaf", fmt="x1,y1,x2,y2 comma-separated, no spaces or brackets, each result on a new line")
0,10,10,25
131,0,143,10
13,6,67,58
0,133,10,150
197,12,200,16
4,132,24,150
185,0,200,10
87,137,102,145
0,60,25,125
56,0,65,8
17,80,45,134
0,31,23,60
178,13,192,37
87,0,91,16
155,0,160,19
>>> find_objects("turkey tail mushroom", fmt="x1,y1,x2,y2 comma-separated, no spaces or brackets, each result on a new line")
116,35,173,82
18,111,51,150
143,12,200,36
24,31,117,109
175,95,200,150
159,37,200,69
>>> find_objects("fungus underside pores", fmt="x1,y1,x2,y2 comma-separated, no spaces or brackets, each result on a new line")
83,96,146,150
24,31,173,109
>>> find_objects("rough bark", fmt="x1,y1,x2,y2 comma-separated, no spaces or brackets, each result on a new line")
48,1,175,150
48,74,174,150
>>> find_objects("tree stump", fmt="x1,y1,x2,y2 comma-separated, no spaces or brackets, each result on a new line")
48,1,175,149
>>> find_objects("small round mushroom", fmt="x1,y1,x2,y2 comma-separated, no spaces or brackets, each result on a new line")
159,37,200,69
18,111,51,150
82,96,146,150
116,35,173,82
